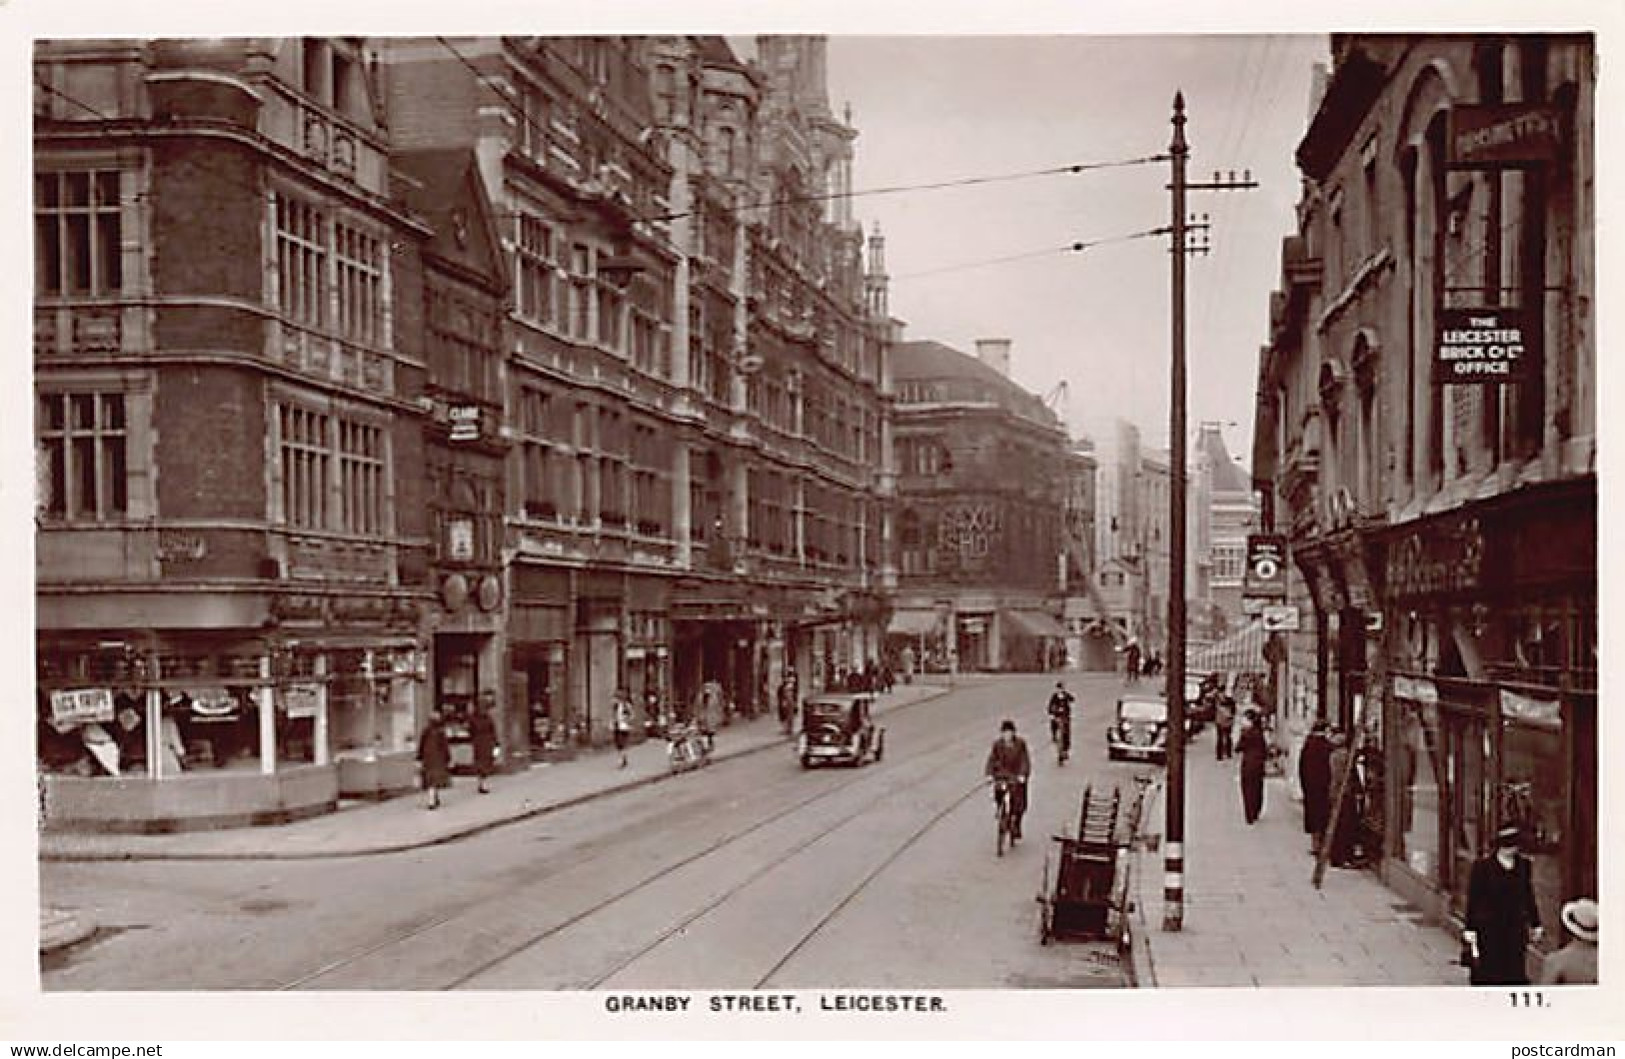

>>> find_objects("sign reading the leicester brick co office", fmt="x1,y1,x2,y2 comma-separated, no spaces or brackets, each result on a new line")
1448,104,1562,169
1436,308,1529,384
1244,534,1288,600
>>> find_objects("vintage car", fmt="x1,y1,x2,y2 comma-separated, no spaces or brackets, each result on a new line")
798,693,884,768
1106,694,1169,764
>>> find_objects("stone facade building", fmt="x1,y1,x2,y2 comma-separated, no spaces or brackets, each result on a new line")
888,338,1068,673
1252,34,1595,955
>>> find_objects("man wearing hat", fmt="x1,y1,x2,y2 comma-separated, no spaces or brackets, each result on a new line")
1540,898,1598,985
1464,825,1544,985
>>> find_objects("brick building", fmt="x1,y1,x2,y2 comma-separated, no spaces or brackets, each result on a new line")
1252,34,1595,956
380,35,889,744
35,38,435,827
887,338,1068,673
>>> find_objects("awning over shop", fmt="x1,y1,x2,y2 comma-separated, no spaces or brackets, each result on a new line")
1002,609,1068,639
1189,619,1267,674
887,609,940,637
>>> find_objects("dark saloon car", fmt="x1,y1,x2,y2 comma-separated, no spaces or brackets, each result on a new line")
1106,694,1168,764
798,693,884,768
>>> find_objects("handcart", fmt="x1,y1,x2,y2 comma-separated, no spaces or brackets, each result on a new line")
666,722,712,773
1037,782,1139,949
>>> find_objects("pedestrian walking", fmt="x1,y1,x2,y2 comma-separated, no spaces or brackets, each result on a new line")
1125,642,1141,684
642,688,661,738
1237,709,1268,824
470,693,499,795
1463,825,1544,985
1326,729,1364,866
612,688,635,768
1298,720,1332,854
1539,898,1598,985
417,706,452,811
1214,694,1236,761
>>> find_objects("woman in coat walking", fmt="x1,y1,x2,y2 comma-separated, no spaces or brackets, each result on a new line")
1298,721,1333,854
1464,825,1543,985
1237,710,1268,824
418,706,452,810
470,694,498,794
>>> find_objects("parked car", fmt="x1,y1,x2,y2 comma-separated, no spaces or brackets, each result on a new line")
1106,694,1169,764
798,693,884,768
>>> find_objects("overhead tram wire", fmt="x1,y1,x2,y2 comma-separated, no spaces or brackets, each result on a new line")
888,226,1170,283
430,35,1169,228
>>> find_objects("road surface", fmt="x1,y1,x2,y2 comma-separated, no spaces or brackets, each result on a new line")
42,673,1158,990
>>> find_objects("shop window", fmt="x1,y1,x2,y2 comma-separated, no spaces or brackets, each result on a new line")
1395,695,1444,881
167,688,269,771
1499,690,1565,949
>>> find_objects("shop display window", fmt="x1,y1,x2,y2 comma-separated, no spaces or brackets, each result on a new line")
168,688,263,771
1500,693,1565,944
1395,696,1444,882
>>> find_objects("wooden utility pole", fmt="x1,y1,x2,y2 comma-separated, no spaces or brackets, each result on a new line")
1162,91,1190,933
1163,92,1256,933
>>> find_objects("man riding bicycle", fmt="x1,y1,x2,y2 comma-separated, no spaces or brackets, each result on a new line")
1047,681,1074,763
984,719,1032,841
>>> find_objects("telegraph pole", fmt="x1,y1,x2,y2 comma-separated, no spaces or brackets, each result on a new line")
1163,91,1255,934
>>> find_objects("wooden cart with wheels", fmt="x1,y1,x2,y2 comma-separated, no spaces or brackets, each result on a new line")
1037,784,1128,945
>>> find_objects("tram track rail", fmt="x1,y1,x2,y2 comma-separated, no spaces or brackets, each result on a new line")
278,698,991,991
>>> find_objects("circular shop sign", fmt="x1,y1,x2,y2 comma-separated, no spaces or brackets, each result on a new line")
441,573,470,612
477,574,503,613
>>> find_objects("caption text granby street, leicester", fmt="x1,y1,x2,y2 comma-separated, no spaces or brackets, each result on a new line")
603,993,948,1015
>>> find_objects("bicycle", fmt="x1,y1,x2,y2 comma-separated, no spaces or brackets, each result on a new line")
1050,716,1071,766
993,778,1018,857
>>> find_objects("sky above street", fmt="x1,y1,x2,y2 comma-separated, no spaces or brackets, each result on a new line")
758,35,1330,466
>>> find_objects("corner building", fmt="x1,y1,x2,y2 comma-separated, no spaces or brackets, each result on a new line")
35,39,434,827
1252,34,1595,961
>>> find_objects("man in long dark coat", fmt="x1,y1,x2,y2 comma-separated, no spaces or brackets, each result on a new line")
1464,825,1543,985
1237,710,1268,824
1298,721,1333,854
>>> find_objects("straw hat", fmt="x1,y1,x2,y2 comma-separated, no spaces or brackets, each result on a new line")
1561,899,1598,942
1495,825,1522,848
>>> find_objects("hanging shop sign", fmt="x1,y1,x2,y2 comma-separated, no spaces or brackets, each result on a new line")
1261,604,1300,632
448,405,482,442
1244,534,1289,600
49,688,115,728
1435,308,1529,384
447,518,475,561
1448,104,1563,169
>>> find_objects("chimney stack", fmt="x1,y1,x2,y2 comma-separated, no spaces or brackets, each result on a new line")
975,338,1012,378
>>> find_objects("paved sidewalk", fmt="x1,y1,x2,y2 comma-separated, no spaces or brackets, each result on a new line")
40,680,952,862
1129,733,1464,988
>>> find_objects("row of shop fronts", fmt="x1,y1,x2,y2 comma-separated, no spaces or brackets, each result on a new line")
37,570,887,832
885,595,1070,675
1277,475,1595,944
